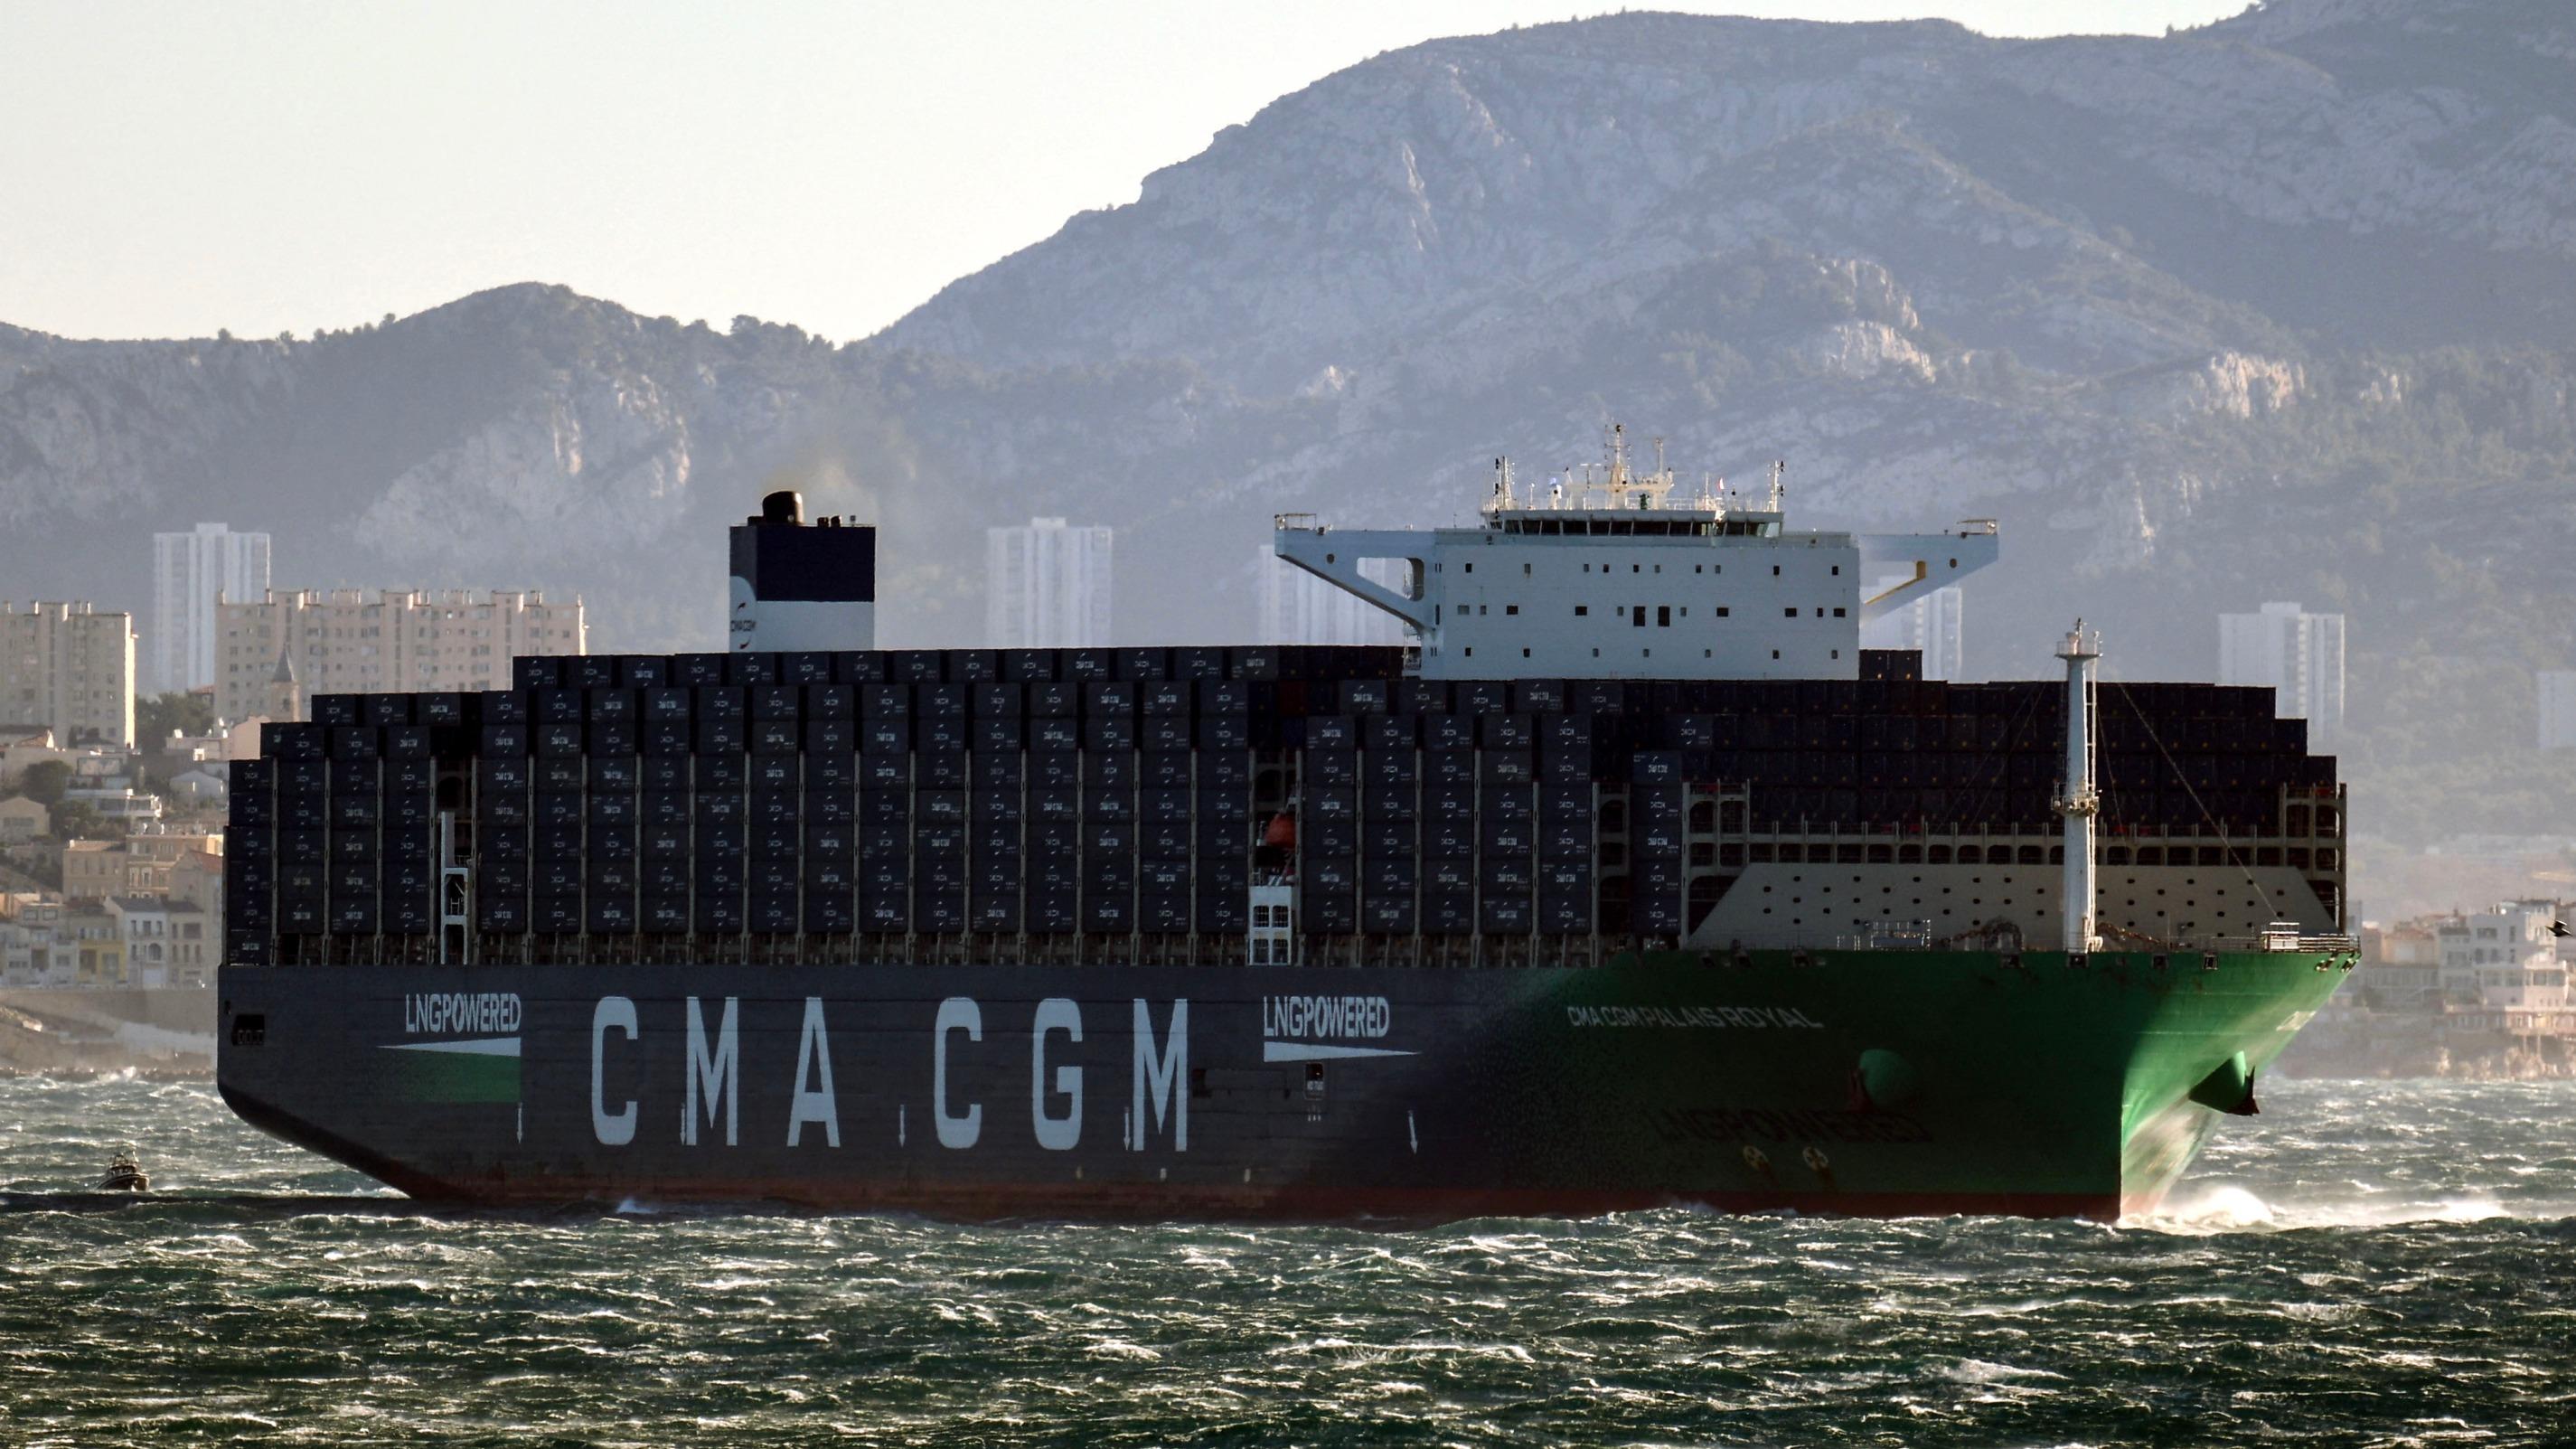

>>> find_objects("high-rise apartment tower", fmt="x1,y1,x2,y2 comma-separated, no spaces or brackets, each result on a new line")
153,523,272,693
2218,601,2346,747
985,518,1112,649
1860,584,1966,681
1255,546,1408,647
0,602,136,748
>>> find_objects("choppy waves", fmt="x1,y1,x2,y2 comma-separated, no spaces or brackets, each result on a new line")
3,1077,2571,1446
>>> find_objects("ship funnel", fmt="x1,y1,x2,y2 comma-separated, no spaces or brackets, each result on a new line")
729,491,874,652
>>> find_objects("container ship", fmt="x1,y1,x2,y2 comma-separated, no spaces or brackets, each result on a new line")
217,436,2354,1220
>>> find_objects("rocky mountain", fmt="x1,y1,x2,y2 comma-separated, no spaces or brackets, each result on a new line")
4,0,2573,844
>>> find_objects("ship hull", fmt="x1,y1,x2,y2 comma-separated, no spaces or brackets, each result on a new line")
216,948,2345,1222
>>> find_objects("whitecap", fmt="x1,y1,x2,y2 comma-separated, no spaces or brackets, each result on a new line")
1941,1358,2066,1385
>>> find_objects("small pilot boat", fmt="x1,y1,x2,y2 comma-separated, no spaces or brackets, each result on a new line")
96,1153,149,1192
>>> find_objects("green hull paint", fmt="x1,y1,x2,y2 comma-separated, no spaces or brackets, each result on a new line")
1526,947,2349,1216
379,1040,522,1106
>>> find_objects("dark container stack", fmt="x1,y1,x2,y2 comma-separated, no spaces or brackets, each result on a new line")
227,645,2341,963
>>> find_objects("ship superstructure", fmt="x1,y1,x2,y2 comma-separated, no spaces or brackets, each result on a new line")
1275,428,1998,681
216,438,2354,1221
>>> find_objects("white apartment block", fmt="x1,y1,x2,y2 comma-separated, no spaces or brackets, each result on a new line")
2435,901,2569,1020
2539,670,2576,750
1255,546,1408,647
215,588,584,721
152,522,272,693
985,518,1112,649
1860,583,1965,680
2219,601,2346,747
0,602,136,748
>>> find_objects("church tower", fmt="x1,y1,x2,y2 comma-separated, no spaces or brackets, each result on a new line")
267,648,301,723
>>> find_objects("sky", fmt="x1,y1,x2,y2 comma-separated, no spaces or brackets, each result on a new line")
1,0,2245,344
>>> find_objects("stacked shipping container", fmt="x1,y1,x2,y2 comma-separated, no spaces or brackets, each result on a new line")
225,648,2340,964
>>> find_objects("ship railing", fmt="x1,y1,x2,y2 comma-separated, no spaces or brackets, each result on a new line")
2209,931,2359,953
1836,918,1933,950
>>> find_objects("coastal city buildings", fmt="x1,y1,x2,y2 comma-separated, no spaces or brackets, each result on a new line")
2357,922,2442,1011
2296,903,2576,1077
2538,670,2576,750
0,630,233,998
0,816,227,992
151,522,272,693
985,518,1113,648
2436,900,2569,1023
0,796,48,843
0,602,137,749
1255,547,1407,646
2218,601,2346,747
212,588,584,723
1860,584,1965,680
0,895,69,986
61,840,130,901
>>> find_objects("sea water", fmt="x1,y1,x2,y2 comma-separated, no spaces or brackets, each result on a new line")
3,1076,2570,1446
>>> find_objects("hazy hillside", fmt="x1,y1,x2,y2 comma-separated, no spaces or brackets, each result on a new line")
3,0,2573,845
